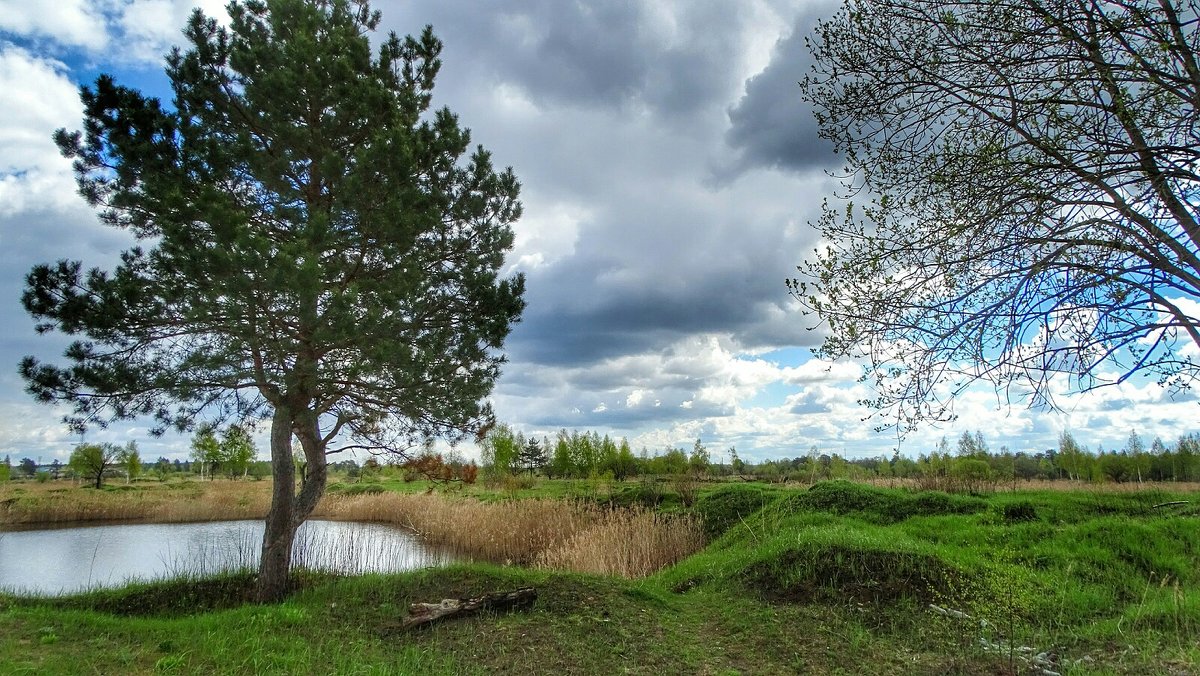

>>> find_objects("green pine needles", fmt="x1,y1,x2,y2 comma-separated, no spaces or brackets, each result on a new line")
21,0,525,601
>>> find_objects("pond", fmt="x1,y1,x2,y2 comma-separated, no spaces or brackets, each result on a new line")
0,519,453,595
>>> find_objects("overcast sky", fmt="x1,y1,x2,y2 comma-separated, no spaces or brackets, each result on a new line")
1,0,1195,464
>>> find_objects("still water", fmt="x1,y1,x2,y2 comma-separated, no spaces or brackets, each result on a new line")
0,519,452,595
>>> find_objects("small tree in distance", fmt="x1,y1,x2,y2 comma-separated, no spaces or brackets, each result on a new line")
688,439,710,475
70,442,124,489
480,424,520,477
517,437,546,475
220,424,257,479
120,441,142,483
191,426,221,480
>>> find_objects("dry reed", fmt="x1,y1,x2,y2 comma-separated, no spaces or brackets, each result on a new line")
316,493,597,565
0,480,271,526
534,508,705,578
317,492,706,577
3,481,707,578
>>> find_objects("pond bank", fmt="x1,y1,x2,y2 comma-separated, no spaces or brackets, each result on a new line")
1,480,706,580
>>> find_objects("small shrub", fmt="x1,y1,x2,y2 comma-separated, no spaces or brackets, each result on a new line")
501,474,536,495
460,463,478,485
607,480,667,509
950,458,995,494
672,474,700,507
905,491,988,519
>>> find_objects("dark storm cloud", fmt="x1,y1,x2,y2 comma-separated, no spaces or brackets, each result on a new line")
380,0,747,116
377,0,831,378
507,201,819,369
725,8,841,175
512,274,763,365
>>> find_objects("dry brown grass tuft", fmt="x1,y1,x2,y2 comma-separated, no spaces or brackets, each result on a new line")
535,508,705,578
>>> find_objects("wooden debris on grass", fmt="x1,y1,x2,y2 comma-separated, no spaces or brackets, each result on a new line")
399,587,538,630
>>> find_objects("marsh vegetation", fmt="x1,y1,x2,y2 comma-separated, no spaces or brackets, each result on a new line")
1,476,1196,673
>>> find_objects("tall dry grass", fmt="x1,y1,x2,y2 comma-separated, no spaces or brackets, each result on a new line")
317,492,705,577
316,493,595,564
0,480,271,525
534,508,705,578
3,480,705,578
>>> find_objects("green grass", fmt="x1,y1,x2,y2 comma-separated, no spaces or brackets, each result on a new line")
2,480,1197,674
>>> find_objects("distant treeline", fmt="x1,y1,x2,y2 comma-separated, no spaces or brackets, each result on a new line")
479,426,711,480
5,427,1195,487
476,427,1200,486
749,431,1200,487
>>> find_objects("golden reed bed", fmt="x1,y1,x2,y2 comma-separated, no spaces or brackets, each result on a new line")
0,480,704,579
0,480,271,525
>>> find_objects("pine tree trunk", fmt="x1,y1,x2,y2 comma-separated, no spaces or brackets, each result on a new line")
257,407,329,603
258,408,297,602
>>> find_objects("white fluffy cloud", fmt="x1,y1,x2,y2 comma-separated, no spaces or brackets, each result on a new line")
0,1,229,64
0,47,81,217
0,0,108,52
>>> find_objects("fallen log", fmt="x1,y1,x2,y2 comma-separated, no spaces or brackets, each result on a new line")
399,587,538,630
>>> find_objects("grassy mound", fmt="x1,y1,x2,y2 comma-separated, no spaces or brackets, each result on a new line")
693,483,784,537
15,572,263,617
743,538,957,605
775,480,987,524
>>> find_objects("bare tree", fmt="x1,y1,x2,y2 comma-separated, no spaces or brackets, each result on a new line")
792,0,1200,432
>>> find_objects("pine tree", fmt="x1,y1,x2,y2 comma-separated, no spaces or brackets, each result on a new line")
517,437,546,475
20,0,524,601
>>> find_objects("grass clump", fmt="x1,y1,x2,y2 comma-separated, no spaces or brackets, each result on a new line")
1000,500,1039,523
535,508,704,578
39,571,261,617
325,482,384,497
